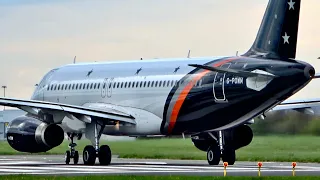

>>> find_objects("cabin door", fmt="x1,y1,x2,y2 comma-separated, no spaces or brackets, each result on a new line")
213,63,231,102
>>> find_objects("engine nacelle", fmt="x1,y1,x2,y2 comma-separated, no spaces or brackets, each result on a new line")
6,116,64,153
225,124,253,150
191,125,253,151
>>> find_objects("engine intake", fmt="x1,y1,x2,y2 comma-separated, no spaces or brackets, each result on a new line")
6,116,64,153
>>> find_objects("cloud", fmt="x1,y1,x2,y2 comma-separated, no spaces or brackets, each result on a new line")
0,0,319,100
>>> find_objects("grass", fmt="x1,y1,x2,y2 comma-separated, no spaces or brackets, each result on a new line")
1,135,320,162
1,176,320,180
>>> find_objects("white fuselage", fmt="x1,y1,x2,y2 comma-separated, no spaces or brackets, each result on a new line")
31,57,223,136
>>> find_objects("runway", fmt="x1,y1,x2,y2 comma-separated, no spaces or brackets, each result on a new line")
0,155,319,176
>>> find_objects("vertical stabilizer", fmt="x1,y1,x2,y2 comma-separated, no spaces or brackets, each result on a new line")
243,0,301,59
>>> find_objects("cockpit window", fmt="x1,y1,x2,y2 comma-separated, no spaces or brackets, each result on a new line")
37,69,57,89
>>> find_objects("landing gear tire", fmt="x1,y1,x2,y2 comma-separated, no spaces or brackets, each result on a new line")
83,145,97,165
98,145,112,165
73,151,79,165
65,150,71,165
65,133,82,165
207,145,221,165
222,146,236,165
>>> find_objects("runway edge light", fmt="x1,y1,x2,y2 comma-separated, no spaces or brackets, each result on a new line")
257,162,263,177
292,162,297,176
223,162,228,176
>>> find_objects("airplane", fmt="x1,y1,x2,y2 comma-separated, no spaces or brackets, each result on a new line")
0,0,319,166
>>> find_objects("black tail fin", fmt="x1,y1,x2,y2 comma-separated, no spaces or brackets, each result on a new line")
243,0,301,59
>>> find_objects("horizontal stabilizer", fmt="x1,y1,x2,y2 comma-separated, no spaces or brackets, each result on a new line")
272,98,320,115
313,73,320,79
188,64,277,78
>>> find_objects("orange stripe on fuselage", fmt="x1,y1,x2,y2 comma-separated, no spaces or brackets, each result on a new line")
167,57,240,134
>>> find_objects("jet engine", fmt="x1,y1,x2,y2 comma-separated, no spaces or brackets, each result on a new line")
191,124,253,151
6,116,64,153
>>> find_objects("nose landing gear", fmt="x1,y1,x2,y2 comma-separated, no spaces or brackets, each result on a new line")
65,133,82,165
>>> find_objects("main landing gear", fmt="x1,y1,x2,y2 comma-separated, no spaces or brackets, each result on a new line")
64,120,111,165
82,120,111,165
206,131,236,165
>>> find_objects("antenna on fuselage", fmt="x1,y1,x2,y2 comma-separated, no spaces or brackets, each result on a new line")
73,56,77,64
187,50,191,58
236,51,239,56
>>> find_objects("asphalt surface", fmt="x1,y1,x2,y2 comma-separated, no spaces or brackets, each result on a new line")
0,155,319,176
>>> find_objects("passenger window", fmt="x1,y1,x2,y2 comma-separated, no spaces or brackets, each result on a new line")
155,81,158,87
124,82,127,88
180,80,184,86
144,81,147,87
128,82,131,88
159,81,162,87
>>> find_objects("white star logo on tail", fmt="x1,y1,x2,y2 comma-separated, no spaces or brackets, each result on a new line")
288,0,295,10
282,32,290,44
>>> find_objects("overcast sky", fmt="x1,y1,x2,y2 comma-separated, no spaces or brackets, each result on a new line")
0,0,319,100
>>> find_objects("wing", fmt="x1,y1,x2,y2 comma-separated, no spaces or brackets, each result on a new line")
0,97,136,125
271,98,320,115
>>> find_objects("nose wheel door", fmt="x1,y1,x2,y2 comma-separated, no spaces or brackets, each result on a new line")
213,63,231,102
